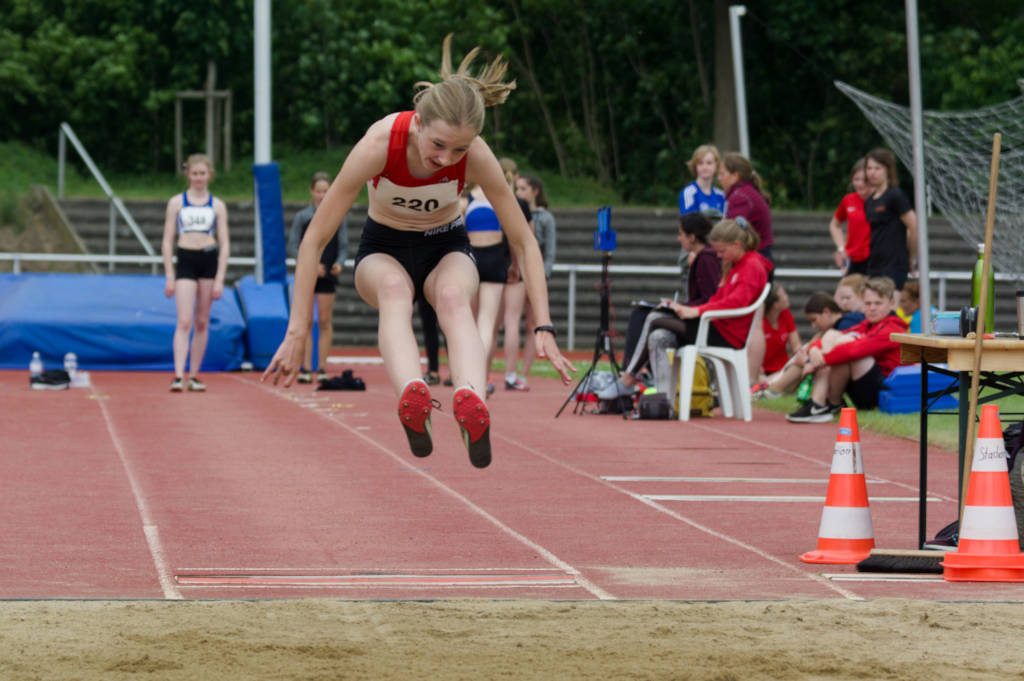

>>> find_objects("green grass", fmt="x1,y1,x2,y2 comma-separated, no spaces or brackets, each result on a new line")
1,140,85,195
0,139,625,207
489,355,1022,456
751,389,1024,455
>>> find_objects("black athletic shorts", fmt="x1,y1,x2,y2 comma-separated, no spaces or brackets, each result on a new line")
354,216,474,301
847,259,869,275
314,274,338,294
471,242,509,284
846,363,887,409
176,246,218,280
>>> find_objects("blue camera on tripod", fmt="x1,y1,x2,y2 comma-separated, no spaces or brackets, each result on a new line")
593,205,616,251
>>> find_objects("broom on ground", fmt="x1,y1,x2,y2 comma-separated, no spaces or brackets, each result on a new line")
856,549,943,574
858,132,1002,575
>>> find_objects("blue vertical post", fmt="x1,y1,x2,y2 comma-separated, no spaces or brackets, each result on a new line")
253,162,286,284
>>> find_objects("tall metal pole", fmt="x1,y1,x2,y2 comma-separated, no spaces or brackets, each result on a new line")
254,1,271,165
253,0,271,283
729,5,750,159
906,0,931,333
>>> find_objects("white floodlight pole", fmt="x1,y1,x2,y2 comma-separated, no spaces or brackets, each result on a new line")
253,0,271,283
906,0,931,332
729,5,750,158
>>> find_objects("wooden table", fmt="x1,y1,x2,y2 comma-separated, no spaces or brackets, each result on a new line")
891,333,1024,548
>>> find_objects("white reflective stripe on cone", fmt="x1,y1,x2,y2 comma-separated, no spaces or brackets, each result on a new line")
817,506,874,540
829,442,863,475
960,505,1021,541
971,437,1010,473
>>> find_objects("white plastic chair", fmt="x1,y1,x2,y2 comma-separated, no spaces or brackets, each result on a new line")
670,282,771,422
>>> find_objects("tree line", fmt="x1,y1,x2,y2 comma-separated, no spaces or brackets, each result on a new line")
3,0,1022,208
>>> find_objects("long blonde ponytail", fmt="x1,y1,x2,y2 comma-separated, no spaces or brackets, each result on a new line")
413,34,516,133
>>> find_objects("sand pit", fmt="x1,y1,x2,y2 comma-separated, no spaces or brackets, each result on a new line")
2,598,1022,680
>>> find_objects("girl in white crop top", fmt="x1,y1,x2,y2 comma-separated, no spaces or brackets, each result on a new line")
262,35,574,469
160,153,230,392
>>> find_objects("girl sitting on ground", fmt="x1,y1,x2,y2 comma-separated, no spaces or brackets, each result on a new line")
834,273,866,328
754,291,861,399
756,284,801,385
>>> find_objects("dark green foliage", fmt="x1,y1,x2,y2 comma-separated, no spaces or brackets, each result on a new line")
2,0,1021,208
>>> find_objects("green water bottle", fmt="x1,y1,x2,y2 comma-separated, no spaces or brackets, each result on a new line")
971,243,995,333
796,375,812,403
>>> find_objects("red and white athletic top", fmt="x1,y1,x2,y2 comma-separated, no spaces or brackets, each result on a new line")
367,111,468,231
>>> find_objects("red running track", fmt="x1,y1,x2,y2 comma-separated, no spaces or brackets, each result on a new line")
3,360,1024,602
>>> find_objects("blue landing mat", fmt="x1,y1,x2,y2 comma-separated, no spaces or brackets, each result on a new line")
0,273,245,371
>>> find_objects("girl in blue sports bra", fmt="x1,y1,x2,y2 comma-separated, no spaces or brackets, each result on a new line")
160,153,230,393
464,181,509,395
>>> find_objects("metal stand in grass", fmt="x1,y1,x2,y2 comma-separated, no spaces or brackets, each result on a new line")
556,207,626,418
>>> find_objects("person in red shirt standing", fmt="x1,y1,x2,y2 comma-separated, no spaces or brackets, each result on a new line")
828,158,872,275
787,276,908,423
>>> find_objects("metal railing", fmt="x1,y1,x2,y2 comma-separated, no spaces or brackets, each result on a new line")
0,252,259,273
57,122,157,272
553,264,1013,349
4,252,1007,350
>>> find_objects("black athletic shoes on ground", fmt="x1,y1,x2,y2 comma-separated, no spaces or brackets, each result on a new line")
31,369,70,391
786,400,842,423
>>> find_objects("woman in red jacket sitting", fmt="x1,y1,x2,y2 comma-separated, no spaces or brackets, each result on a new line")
611,218,770,397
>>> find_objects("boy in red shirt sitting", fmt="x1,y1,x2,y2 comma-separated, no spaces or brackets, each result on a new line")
787,276,908,423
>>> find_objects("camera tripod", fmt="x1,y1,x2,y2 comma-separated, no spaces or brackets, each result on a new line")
556,251,627,418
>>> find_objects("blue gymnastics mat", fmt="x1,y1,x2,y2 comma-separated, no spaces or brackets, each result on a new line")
0,273,246,371
235,274,288,370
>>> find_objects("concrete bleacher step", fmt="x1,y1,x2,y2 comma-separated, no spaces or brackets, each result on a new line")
59,198,998,349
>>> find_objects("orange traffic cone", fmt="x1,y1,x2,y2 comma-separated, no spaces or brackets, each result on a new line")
942,404,1024,582
800,408,875,564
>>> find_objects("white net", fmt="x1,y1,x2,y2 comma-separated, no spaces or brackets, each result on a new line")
836,80,1024,279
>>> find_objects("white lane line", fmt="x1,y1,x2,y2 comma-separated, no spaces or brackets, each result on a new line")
91,380,181,600
243,376,615,601
684,420,959,504
176,565,571,572
602,476,826,483
822,573,943,583
325,356,398,365
175,572,577,587
497,432,865,601
643,494,940,502
173,583,582,590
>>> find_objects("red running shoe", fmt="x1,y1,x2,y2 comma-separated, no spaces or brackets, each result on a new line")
398,380,434,458
453,387,491,468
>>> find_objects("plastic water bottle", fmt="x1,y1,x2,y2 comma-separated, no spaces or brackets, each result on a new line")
970,243,995,333
796,375,812,403
63,352,78,377
29,351,43,378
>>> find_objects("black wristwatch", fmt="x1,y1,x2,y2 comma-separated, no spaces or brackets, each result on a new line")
533,325,557,337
